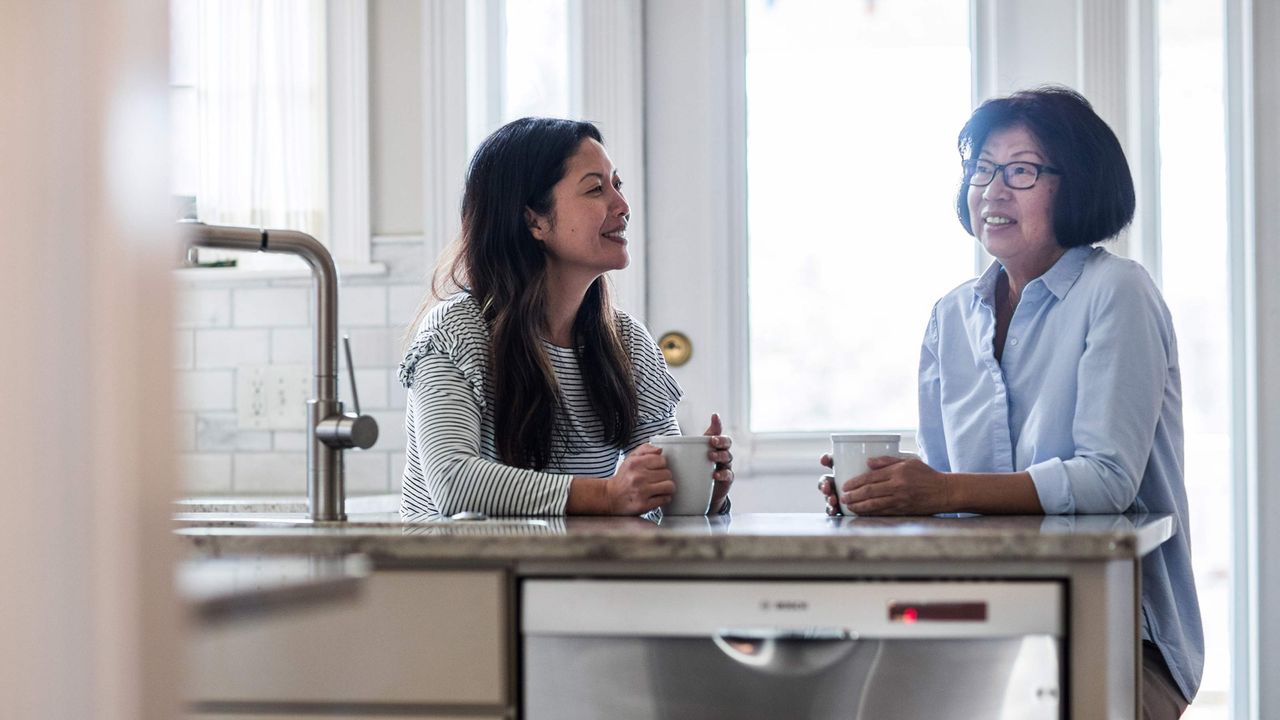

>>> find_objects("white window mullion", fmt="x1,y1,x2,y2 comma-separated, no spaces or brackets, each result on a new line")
1225,0,1258,715
422,0,469,271
328,0,371,266
466,0,505,155
1230,1,1280,717
1121,0,1161,281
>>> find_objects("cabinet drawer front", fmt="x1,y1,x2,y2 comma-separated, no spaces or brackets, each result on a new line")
188,570,507,706
191,715,501,720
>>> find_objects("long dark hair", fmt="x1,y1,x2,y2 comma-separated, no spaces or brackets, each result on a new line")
416,117,636,470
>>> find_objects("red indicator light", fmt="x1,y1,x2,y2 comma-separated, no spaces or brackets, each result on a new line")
902,607,918,623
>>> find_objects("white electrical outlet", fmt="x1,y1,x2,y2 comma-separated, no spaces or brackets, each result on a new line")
236,366,271,430
237,365,310,430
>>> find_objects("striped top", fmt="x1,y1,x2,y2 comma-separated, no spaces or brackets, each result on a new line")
397,292,683,519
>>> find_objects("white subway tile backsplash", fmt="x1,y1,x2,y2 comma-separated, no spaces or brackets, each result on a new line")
196,412,273,451
340,285,388,328
234,287,309,327
270,328,311,364
368,409,407,451
176,370,234,411
195,329,270,369
233,452,307,493
386,368,406,409
345,450,390,493
172,254,428,499
181,453,233,493
177,288,231,328
174,329,194,369
388,284,425,329
273,430,307,451
340,368,389,410
345,327,397,368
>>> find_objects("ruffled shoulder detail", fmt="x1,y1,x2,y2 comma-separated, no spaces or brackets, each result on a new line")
398,293,491,409
617,310,684,422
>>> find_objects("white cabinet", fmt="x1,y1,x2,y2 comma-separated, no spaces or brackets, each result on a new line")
187,569,508,717
196,716,499,720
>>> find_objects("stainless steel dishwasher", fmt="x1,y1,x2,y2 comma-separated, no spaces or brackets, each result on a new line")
522,579,1064,719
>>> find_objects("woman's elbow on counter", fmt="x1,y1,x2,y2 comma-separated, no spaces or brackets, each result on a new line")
420,457,475,516
1070,457,1142,514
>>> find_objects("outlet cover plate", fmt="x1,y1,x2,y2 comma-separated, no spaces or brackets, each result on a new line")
237,365,310,430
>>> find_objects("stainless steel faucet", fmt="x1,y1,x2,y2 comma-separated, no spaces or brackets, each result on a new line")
181,221,378,521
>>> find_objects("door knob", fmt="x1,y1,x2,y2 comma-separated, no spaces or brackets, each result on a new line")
658,331,693,367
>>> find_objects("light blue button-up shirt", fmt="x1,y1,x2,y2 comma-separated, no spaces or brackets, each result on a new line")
917,245,1203,702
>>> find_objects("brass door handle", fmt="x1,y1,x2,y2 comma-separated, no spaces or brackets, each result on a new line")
658,332,693,367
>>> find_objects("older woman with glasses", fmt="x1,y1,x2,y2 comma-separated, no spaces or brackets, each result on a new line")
818,86,1202,718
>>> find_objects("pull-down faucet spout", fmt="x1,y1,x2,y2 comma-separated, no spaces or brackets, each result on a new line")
181,220,377,522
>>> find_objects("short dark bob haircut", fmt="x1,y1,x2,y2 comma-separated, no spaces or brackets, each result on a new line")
955,85,1135,248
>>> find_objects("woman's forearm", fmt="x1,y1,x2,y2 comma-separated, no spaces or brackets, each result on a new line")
945,471,1044,514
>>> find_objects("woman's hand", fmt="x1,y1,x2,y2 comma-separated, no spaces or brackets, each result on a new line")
605,444,675,515
842,456,951,515
704,413,734,513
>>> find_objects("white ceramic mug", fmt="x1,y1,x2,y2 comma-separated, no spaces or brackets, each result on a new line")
830,433,906,516
651,435,717,516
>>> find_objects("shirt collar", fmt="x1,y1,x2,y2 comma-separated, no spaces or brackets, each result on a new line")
972,245,1093,305
972,258,1004,308
1037,245,1092,300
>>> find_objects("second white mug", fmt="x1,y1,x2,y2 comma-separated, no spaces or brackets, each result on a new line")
830,433,906,516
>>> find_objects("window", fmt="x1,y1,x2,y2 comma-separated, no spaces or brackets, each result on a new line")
1157,2,1231,716
171,0,334,270
467,0,574,153
503,0,572,120
745,0,973,432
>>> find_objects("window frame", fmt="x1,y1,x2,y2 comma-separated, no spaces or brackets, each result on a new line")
172,0,378,279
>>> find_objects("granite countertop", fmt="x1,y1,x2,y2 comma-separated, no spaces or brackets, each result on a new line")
177,512,1175,565
178,555,370,626
175,494,400,514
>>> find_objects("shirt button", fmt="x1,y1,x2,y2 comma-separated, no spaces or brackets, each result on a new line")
1009,337,1019,346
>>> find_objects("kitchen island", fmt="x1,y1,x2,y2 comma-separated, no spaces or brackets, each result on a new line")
179,512,1172,719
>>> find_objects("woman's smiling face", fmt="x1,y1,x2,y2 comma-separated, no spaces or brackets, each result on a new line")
967,125,1061,266
527,138,631,280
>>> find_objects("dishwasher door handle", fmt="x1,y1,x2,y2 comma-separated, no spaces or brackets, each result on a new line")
715,627,854,641
712,628,862,676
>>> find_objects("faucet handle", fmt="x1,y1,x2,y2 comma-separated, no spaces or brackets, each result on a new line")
317,334,379,450
317,413,379,450
342,334,362,415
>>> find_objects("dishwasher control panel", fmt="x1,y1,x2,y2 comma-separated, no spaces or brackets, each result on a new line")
522,579,1063,639
888,600,988,623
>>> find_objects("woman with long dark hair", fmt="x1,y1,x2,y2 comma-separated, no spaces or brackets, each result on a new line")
399,117,733,518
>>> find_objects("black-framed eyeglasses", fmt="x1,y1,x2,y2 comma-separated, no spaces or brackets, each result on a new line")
963,159,1061,189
